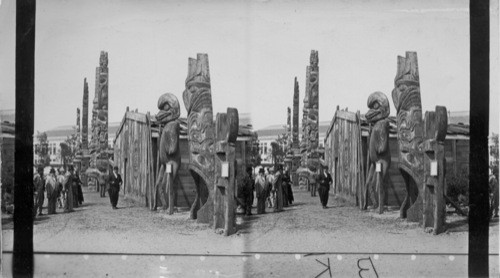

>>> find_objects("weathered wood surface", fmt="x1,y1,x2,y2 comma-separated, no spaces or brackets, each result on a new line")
364,91,391,213
183,54,216,223
113,112,154,204
214,108,238,236
392,52,424,222
324,109,363,205
154,93,181,215
306,50,320,171
292,77,300,186
87,51,110,180
422,106,448,234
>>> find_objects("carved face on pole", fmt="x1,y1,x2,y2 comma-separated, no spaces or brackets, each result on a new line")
365,91,390,124
157,93,180,124
391,52,423,182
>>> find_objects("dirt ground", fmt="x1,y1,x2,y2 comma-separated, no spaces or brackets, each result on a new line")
2,187,499,277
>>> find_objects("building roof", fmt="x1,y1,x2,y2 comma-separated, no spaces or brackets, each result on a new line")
256,111,470,140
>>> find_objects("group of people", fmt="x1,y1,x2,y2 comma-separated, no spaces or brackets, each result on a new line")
238,163,333,216
239,165,295,216
32,165,84,216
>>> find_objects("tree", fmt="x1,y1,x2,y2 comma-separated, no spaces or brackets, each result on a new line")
491,133,499,179
35,131,51,167
60,126,80,169
247,132,262,167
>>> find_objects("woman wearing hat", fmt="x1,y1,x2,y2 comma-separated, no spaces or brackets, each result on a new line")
254,168,268,214
45,168,59,214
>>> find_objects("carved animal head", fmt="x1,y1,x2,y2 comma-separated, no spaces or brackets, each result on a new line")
156,93,180,123
365,91,390,123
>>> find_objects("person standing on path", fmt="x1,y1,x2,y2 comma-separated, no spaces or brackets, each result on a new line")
33,166,45,216
64,167,75,213
310,169,318,197
490,174,499,218
254,168,267,214
45,168,59,215
108,166,122,209
318,165,333,209
241,166,255,216
281,170,290,207
273,165,284,213
57,168,66,209
266,167,275,208
75,170,84,206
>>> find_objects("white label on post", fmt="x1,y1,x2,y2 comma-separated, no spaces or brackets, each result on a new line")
376,162,381,173
430,161,438,176
166,163,172,174
221,162,229,178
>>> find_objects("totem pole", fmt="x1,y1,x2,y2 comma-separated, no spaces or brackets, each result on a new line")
214,108,239,236
291,77,300,187
364,92,391,213
154,93,181,214
87,51,109,191
182,54,216,222
81,78,89,186
76,108,81,150
298,74,310,190
305,50,320,177
284,107,293,171
392,52,424,222
421,106,448,234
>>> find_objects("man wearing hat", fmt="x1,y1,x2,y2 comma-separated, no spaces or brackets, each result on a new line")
108,166,123,209
241,166,255,216
45,168,59,214
57,168,66,209
254,168,268,214
33,166,45,216
490,174,499,218
318,164,333,209
64,166,75,213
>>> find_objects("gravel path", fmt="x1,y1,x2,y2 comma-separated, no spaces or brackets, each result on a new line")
2,187,498,277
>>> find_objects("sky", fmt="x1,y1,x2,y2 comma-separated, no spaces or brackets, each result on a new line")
0,0,498,134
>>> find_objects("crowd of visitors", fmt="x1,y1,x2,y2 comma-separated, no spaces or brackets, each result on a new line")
26,165,123,217
238,163,333,216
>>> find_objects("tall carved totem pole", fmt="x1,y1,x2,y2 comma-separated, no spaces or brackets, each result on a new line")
183,54,216,222
183,54,238,235
89,51,109,177
80,78,90,186
291,77,300,186
299,76,309,189
392,52,424,222
306,50,320,172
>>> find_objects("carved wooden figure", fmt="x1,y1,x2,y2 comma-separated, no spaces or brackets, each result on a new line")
392,52,425,222
213,108,239,236
183,54,216,222
81,78,90,186
364,92,391,213
292,77,300,186
421,106,447,234
306,50,320,171
154,93,181,214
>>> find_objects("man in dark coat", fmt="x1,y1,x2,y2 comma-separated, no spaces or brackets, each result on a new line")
33,166,45,216
108,166,123,209
318,164,333,209
241,166,255,216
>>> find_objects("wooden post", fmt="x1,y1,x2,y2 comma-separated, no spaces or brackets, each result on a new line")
214,108,239,236
392,52,425,222
13,0,36,275
422,106,447,234
183,54,216,222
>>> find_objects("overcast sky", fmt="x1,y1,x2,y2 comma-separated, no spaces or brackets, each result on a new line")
0,0,498,134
